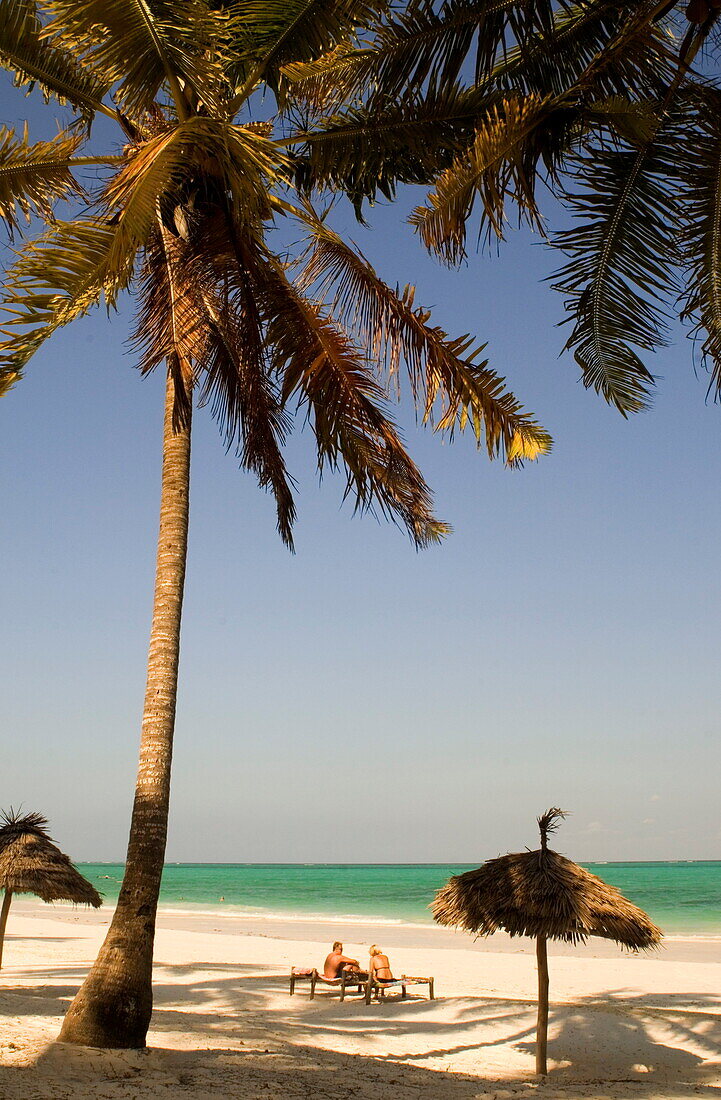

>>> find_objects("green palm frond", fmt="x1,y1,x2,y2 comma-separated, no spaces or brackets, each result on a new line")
231,0,385,100
352,0,559,105
0,0,111,117
298,216,550,461
290,83,484,211
42,0,229,118
0,219,131,387
280,0,666,117
0,0,554,543
492,0,673,102
0,125,84,233
551,130,680,414
677,85,721,398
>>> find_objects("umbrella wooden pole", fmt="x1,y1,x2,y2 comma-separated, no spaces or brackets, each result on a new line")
535,933,549,1075
0,889,13,970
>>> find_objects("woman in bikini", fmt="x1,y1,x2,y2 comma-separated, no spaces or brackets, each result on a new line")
369,944,394,994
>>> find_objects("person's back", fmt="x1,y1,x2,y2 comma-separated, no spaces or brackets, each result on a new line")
369,944,393,981
323,941,361,979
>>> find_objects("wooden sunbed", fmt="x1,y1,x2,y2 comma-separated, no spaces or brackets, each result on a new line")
289,967,367,1000
365,974,435,1004
289,967,435,1004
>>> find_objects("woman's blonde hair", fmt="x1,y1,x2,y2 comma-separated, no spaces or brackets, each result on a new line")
369,944,381,956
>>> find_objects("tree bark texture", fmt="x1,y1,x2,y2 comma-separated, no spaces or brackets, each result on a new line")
535,933,549,1075
0,889,13,969
59,372,191,1047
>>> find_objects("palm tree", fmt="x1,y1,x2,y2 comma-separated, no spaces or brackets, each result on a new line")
0,0,550,1048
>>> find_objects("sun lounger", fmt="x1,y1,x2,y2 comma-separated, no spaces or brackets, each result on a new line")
289,967,366,1000
365,974,435,1004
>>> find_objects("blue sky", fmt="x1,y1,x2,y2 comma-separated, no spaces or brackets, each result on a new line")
1,77,719,864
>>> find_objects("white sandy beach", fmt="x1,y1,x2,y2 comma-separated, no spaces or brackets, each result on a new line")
0,900,719,1099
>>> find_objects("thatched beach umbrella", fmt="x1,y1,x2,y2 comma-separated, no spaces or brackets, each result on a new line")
0,810,101,967
432,808,662,1075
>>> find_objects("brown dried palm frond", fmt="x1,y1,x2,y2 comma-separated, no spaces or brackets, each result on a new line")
252,251,448,547
186,221,297,548
132,224,204,429
132,216,297,547
409,94,553,262
0,809,101,906
432,808,662,949
297,215,550,462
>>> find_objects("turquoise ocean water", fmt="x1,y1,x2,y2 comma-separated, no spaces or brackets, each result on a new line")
78,862,721,937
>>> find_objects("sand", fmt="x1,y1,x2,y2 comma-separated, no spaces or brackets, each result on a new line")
0,900,719,1099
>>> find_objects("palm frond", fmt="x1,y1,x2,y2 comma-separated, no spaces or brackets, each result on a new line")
677,85,721,398
0,119,247,379
279,41,374,111
410,94,555,262
290,83,484,212
298,216,550,461
0,0,110,117
351,0,558,105
41,0,229,118
132,224,204,427
132,211,298,544
231,0,385,100
103,117,284,282
0,125,84,233
551,125,681,414
189,219,297,546
0,219,131,385
492,0,674,102
249,250,447,546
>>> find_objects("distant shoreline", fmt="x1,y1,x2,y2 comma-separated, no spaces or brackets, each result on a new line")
71,860,721,940
77,859,721,866
11,898,721,961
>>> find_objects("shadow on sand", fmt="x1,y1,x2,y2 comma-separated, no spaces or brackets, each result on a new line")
0,960,719,1098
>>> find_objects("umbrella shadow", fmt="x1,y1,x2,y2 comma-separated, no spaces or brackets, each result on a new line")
2,965,720,1097
512,990,721,1087
145,968,721,1095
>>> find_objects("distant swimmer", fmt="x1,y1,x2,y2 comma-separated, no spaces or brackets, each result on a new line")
219,896,225,901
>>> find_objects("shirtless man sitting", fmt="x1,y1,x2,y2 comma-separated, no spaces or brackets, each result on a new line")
323,941,364,980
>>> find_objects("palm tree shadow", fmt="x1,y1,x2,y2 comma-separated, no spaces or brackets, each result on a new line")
2,965,721,1097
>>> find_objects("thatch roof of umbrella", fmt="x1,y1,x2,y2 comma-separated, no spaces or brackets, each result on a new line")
0,810,101,906
432,808,661,949
431,808,662,1076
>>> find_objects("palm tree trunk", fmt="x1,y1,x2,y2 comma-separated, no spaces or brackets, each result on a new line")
0,889,13,969
59,370,191,1048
